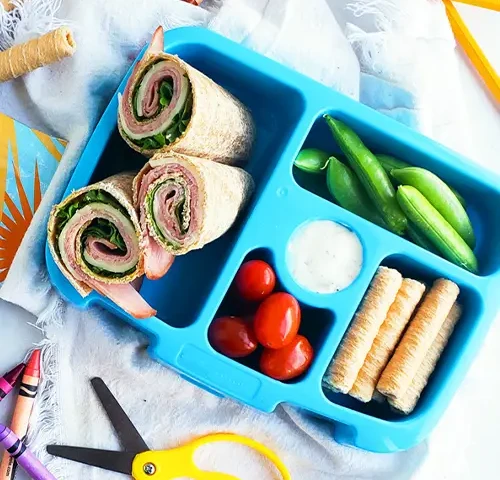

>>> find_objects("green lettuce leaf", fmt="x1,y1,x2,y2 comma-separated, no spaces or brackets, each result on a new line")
82,218,126,252
132,80,193,151
159,79,174,107
55,189,126,235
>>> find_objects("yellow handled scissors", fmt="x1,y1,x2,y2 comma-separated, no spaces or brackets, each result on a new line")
47,378,290,480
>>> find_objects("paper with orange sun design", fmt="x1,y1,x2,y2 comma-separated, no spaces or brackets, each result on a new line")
0,112,66,282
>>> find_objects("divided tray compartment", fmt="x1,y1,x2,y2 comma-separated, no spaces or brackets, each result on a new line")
46,27,500,454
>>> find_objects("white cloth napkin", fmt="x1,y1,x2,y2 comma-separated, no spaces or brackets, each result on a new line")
0,0,466,478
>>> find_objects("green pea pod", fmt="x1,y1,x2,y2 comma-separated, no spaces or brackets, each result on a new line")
397,186,478,273
407,222,438,254
378,154,466,207
323,115,407,235
294,148,330,174
326,156,385,227
376,154,410,172
392,167,475,248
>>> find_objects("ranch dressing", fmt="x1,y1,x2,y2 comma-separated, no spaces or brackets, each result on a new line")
287,220,363,294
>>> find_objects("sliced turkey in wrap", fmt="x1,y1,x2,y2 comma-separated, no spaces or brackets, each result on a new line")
133,153,254,279
118,26,255,165
47,173,156,319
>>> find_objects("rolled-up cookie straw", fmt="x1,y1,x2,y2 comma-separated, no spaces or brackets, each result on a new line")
0,27,76,83
377,279,460,399
322,267,403,394
1,0,14,12
389,303,462,414
349,278,426,403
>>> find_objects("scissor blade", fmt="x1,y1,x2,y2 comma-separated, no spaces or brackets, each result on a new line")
47,446,135,475
91,377,149,453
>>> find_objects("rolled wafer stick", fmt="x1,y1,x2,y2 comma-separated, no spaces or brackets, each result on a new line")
0,27,76,83
323,267,402,394
377,279,459,399
1,0,14,12
349,278,426,403
389,303,462,414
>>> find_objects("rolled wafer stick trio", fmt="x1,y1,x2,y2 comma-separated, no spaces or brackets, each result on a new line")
45,26,500,454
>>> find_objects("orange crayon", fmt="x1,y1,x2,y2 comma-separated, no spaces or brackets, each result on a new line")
0,350,41,480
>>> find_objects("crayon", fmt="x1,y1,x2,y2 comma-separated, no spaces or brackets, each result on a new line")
0,350,41,480
0,364,24,403
0,425,56,480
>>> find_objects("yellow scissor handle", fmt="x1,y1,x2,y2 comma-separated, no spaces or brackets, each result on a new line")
131,433,291,480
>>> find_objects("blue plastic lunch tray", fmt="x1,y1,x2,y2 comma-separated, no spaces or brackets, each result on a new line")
46,27,500,453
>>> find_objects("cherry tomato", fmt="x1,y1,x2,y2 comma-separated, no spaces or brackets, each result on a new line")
235,260,276,302
260,335,314,381
254,292,301,349
208,316,258,358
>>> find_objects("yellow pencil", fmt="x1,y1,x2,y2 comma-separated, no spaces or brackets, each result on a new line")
454,0,500,11
444,0,500,104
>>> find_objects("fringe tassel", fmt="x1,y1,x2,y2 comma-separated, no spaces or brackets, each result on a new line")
0,0,66,50
347,0,402,31
345,0,427,91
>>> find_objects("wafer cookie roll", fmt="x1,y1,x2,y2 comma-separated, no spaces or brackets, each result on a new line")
377,279,459,398
0,27,76,83
323,267,403,394
349,278,426,402
389,303,462,414
1,0,14,12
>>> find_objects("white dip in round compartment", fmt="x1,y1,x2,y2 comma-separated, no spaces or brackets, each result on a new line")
287,220,363,294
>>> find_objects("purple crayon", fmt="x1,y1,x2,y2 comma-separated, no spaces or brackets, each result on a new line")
0,425,56,480
0,364,25,403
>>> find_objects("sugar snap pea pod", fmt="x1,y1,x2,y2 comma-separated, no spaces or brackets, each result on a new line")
407,222,438,254
392,167,475,248
376,154,410,173
294,148,330,174
324,115,407,235
397,186,478,273
326,156,385,227
379,155,466,207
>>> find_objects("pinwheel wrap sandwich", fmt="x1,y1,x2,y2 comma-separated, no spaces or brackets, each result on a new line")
118,27,255,165
47,173,155,319
133,153,254,279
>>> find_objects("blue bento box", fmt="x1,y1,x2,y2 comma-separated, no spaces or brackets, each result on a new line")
46,26,500,453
